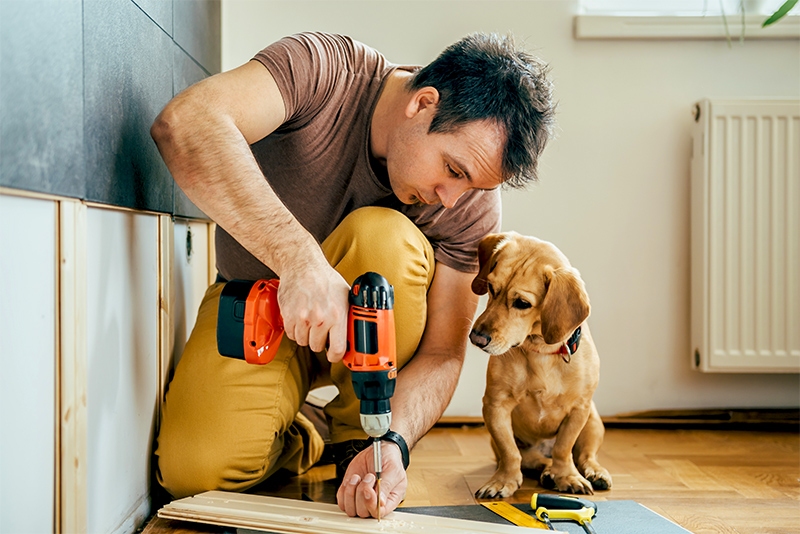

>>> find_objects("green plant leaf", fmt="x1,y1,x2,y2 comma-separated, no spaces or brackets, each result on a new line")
763,0,798,27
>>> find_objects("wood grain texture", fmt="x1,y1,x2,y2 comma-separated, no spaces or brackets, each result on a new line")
158,491,531,533
143,426,800,534
58,199,87,534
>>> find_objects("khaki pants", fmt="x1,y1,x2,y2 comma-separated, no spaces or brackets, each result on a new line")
156,207,435,498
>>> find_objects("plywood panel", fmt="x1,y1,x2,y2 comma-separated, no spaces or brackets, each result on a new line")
86,207,159,534
172,220,211,369
0,194,57,533
159,491,530,534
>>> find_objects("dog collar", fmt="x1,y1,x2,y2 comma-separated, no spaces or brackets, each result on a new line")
557,326,582,358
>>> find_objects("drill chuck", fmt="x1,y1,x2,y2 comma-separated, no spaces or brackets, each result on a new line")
351,367,396,437
361,413,392,438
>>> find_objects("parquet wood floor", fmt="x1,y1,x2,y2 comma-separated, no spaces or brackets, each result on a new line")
143,426,800,534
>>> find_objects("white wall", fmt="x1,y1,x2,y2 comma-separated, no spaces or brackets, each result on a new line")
221,0,800,416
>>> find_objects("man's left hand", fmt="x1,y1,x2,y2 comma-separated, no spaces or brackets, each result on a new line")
336,440,407,518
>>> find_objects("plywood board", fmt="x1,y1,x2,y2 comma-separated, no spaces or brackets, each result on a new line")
86,207,159,534
0,193,58,534
172,219,210,368
159,491,530,534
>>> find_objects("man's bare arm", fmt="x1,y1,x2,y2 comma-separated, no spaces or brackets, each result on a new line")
150,61,349,360
391,262,480,446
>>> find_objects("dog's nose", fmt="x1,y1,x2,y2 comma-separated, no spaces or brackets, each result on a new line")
469,329,491,349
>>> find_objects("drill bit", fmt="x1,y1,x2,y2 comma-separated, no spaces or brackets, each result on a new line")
373,439,382,521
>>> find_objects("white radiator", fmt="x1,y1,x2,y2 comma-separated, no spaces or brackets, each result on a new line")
691,99,800,373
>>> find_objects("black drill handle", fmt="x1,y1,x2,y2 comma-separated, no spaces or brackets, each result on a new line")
532,494,597,515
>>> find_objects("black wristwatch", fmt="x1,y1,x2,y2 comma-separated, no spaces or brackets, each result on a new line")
371,431,410,470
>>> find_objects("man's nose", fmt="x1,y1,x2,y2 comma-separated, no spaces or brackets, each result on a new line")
436,183,468,209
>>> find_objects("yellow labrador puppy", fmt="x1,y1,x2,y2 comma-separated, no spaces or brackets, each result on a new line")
471,232,611,497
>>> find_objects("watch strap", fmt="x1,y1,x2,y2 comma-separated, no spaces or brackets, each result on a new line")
372,431,409,470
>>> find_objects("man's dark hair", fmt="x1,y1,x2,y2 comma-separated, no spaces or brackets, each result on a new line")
408,33,555,187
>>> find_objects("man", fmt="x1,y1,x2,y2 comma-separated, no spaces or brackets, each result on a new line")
151,31,554,519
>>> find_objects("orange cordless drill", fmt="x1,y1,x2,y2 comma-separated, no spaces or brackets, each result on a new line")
216,272,397,514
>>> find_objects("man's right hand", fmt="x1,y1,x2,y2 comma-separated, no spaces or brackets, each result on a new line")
277,260,351,362
151,61,353,362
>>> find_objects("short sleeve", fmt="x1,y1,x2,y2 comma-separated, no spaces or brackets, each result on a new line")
252,32,383,128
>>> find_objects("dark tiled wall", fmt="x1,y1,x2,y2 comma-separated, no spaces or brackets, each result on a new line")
0,0,220,219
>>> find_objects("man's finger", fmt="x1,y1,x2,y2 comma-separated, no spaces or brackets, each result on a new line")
326,315,348,362
307,321,329,353
357,473,376,518
337,474,360,517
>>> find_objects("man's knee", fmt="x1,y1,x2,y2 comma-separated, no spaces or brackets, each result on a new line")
325,207,434,286
339,207,428,251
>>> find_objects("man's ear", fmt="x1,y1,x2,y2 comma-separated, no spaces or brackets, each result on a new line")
471,233,507,295
405,86,439,119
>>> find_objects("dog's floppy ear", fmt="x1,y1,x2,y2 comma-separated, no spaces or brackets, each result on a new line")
471,233,506,295
541,267,590,344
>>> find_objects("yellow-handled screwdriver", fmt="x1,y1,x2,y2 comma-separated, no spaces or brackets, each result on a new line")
531,494,598,534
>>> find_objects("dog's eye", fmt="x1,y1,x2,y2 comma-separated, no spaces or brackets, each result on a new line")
488,283,496,297
513,299,532,310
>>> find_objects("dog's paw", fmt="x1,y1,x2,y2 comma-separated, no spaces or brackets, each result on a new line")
539,471,556,490
474,473,523,499
583,466,612,491
540,469,594,495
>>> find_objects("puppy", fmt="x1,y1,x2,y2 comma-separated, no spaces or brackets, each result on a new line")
470,232,611,497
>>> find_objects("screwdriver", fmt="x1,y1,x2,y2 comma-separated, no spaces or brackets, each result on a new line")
531,494,598,534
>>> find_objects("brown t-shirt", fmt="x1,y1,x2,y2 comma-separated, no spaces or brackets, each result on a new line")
215,32,501,281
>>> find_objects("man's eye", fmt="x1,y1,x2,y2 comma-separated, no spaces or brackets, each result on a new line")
513,299,531,310
446,164,461,178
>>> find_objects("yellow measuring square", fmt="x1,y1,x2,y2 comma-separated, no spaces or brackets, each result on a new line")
480,501,551,529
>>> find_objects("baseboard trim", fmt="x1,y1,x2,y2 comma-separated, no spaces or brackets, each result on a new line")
602,408,799,430
436,416,484,426
437,409,800,430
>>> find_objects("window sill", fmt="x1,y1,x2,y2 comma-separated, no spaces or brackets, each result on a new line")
574,14,800,40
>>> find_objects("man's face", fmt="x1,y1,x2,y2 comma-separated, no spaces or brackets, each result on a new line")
385,113,505,208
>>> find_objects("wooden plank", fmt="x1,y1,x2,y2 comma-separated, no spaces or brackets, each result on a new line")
158,491,530,534
158,215,174,423
58,199,87,534
207,222,216,286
